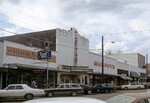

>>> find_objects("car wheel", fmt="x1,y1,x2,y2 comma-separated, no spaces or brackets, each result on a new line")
47,92,54,97
110,90,113,93
24,94,34,100
71,91,77,96
87,90,92,95
104,89,109,93
97,89,100,93
137,87,141,90
124,87,128,90
113,89,116,92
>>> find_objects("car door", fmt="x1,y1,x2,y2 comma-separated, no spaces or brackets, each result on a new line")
65,84,72,94
55,84,66,95
15,85,25,97
130,83,136,89
95,84,102,92
5,86,16,97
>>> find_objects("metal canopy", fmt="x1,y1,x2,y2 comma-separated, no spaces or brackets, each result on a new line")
120,76,133,80
130,71,141,78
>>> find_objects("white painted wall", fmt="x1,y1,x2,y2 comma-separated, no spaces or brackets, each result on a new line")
56,28,89,66
117,62,146,75
3,41,57,69
128,65,146,74
0,42,4,67
76,34,89,66
117,62,129,71
107,53,139,67
89,52,118,75
56,28,74,66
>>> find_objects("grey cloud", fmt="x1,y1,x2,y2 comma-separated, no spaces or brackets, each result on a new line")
56,0,146,25
0,0,21,4
1,0,150,59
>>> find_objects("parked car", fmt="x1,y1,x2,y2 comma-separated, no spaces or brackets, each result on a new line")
0,84,45,100
120,83,145,90
79,84,94,95
106,92,150,103
93,83,116,93
23,97,106,103
44,83,83,97
142,82,150,89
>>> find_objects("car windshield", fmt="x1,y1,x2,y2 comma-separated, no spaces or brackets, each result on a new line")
106,95,136,103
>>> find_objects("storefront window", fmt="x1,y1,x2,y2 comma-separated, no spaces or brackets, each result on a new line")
65,79,69,83
77,78,80,83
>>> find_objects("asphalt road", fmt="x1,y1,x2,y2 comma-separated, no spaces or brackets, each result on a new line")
0,89,148,103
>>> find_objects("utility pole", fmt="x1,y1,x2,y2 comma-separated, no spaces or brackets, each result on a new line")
46,43,49,88
101,36,104,83
146,54,148,81
46,58,49,88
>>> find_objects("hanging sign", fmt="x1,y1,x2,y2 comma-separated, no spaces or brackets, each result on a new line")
38,50,51,59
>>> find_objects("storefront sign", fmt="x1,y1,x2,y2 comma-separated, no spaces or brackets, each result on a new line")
94,61,115,69
6,46,56,63
32,69,45,74
6,46,37,59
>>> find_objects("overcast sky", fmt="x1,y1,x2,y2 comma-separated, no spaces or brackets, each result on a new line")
1,0,150,61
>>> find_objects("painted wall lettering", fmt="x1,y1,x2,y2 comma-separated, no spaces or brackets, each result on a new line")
6,46,56,63
94,61,115,69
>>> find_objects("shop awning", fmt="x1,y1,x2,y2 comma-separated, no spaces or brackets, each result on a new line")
130,71,141,78
0,67,8,72
2,63,63,72
120,76,133,80
141,73,147,79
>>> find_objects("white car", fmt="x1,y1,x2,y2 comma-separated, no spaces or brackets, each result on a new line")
120,83,145,90
0,84,45,100
23,97,106,103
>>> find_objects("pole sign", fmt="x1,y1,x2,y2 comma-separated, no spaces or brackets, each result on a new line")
38,50,51,59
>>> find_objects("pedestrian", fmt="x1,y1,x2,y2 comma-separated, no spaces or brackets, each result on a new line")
31,80,37,88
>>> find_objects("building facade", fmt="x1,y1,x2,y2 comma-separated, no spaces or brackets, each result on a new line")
0,28,147,89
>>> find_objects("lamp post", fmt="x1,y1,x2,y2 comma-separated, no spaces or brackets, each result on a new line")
101,36,115,83
37,47,51,88
101,36,104,83
46,58,49,88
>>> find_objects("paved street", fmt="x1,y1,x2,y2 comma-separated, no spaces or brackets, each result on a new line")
0,89,148,103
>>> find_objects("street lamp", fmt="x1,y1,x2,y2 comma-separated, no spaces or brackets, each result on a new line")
101,36,115,83
101,36,104,83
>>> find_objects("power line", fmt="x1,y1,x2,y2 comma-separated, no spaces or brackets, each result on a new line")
0,20,34,32
0,28,147,62
0,28,18,35
1,0,149,32
0,28,91,51
0,5,55,30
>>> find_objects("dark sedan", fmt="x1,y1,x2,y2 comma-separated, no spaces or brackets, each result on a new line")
93,83,116,93
79,84,94,95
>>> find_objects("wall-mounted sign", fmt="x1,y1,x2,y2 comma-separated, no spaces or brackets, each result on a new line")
6,46,37,59
6,46,56,63
32,69,45,74
94,61,115,69
38,50,51,59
